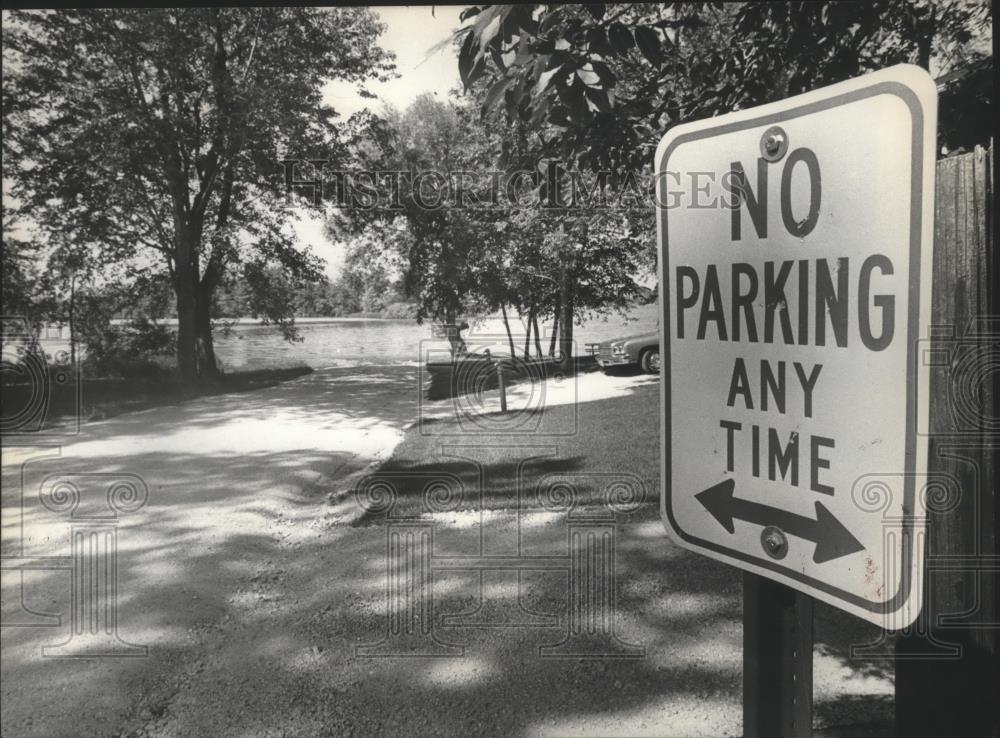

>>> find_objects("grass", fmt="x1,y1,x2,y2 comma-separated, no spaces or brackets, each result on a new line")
425,354,603,400
1,365,314,429
355,370,661,523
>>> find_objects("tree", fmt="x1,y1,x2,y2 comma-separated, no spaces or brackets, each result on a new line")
3,8,393,380
455,2,992,173
1,209,47,325
445,2,989,367
340,219,409,315
460,71,653,365
336,84,654,364
499,207,647,365
332,94,492,326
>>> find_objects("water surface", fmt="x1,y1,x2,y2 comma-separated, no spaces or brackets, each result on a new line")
213,304,659,370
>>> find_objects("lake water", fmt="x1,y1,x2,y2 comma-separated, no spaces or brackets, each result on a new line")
23,304,659,372
213,303,660,371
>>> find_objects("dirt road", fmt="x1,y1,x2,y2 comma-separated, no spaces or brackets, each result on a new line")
2,366,893,737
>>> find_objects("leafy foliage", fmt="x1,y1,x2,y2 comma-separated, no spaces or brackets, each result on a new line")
334,87,653,361
79,315,176,379
456,2,992,173
3,7,393,378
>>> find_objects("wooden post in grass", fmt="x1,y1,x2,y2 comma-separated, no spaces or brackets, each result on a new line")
496,359,507,413
894,146,997,738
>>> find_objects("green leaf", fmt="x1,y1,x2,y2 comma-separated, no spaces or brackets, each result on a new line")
529,92,553,127
586,25,611,55
458,31,478,88
539,9,562,34
555,76,577,106
590,60,617,87
512,3,538,34
607,23,634,55
584,86,611,113
549,105,571,126
585,4,605,21
504,87,519,117
566,78,590,122
483,77,513,115
467,56,488,89
489,45,507,72
634,26,662,66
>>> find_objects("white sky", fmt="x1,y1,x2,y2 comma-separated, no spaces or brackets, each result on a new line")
324,5,466,118
296,5,467,279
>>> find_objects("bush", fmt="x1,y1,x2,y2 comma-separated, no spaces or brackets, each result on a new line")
81,317,176,378
381,301,418,319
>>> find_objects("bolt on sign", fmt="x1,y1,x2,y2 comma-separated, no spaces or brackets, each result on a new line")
655,65,937,628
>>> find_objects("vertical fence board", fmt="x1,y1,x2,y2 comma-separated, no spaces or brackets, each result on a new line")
895,145,997,738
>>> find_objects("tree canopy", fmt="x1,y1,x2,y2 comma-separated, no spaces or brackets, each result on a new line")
330,86,653,362
456,2,992,173
3,7,393,378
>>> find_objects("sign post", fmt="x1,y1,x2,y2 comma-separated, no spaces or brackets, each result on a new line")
743,574,813,738
655,64,938,732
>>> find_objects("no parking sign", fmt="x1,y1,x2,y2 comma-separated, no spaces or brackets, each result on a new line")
656,65,937,628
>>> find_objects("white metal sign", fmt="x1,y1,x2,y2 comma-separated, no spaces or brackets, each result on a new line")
656,65,937,628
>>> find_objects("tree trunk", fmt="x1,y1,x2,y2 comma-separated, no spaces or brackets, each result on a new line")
558,262,574,372
174,250,199,383
195,278,220,380
68,275,76,367
174,219,220,382
192,160,232,382
548,296,560,358
531,313,543,359
500,303,517,359
443,306,466,358
523,305,533,359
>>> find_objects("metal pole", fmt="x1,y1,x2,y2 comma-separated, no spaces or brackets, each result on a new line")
743,572,813,738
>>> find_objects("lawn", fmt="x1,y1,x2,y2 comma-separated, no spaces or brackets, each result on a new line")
1,365,313,429
357,370,662,523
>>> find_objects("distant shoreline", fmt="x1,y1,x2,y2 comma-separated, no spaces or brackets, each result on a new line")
107,315,419,327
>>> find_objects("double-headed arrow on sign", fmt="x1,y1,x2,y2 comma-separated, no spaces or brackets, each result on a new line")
695,478,865,564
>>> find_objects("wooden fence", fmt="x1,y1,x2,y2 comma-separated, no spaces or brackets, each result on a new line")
895,144,996,737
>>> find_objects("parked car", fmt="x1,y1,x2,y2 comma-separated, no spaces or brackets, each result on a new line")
590,331,660,374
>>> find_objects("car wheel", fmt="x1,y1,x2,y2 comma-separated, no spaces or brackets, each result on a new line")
639,348,660,374
640,348,661,374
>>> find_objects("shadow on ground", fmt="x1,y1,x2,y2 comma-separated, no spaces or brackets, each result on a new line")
2,368,894,737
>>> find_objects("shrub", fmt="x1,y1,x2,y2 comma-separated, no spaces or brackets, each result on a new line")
81,317,176,379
